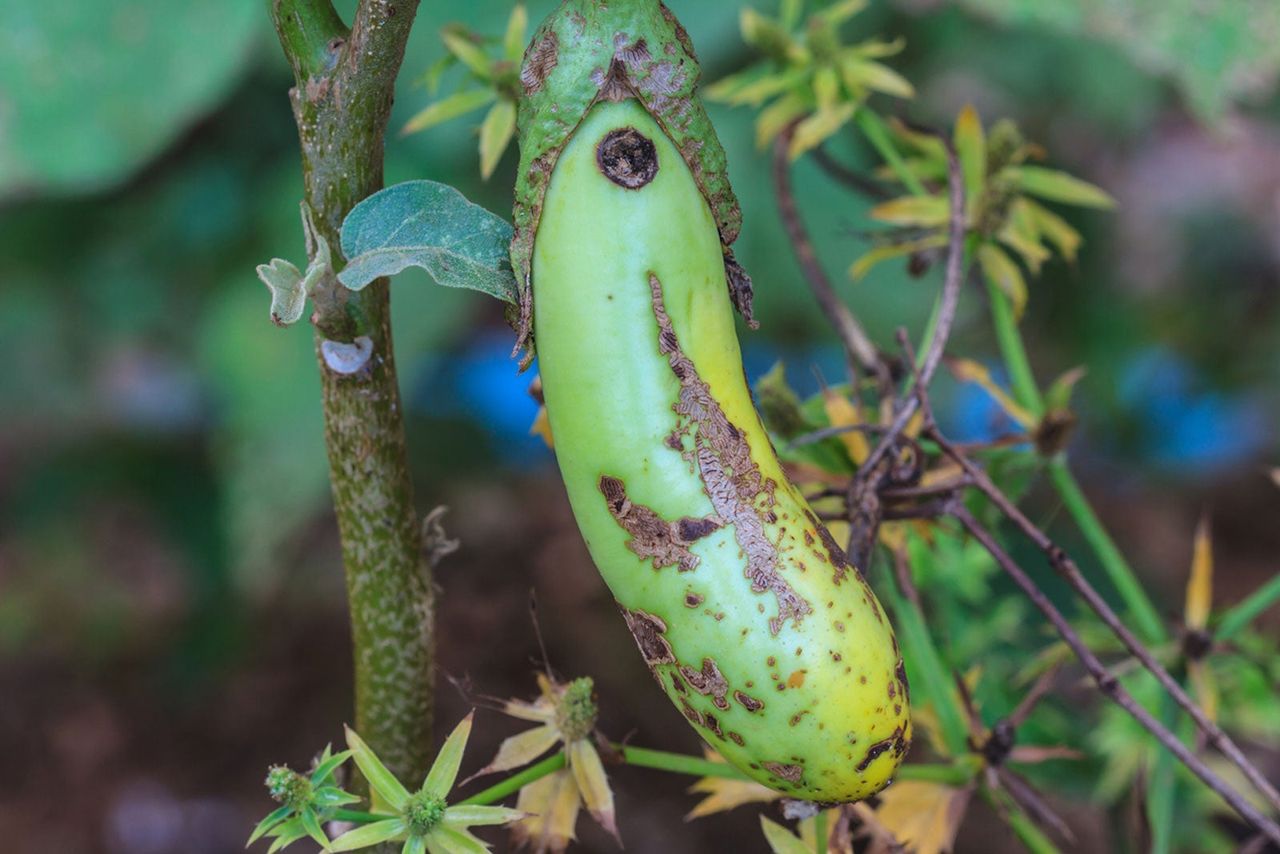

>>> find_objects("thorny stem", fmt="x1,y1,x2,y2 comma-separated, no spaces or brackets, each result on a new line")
268,0,435,786
938,431,1280,815
952,505,1280,847
1216,571,1280,642
773,120,886,385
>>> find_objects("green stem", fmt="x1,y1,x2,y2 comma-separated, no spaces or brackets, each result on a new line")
854,109,927,197
985,278,1166,644
1216,572,1280,641
459,753,567,806
813,808,827,854
1048,460,1166,643
332,808,396,824
268,0,436,786
616,744,750,779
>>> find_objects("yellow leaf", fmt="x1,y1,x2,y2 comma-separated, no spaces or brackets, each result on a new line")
841,59,914,99
513,767,581,853
813,65,840,111
530,405,554,449
977,242,1028,320
868,194,950,227
760,816,812,854
402,88,496,136
874,781,972,854
954,105,986,214
441,28,492,78
788,102,857,160
475,723,560,778
946,357,1036,429
686,756,780,820
1022,198,1082,262
997,198,1051,275
503,3,528,61
1185,514,1214,630
822,390,870,465
567,739,619,843
478,99,517,180
1011,165,1115,209
1188,660,1219,724
849,234,948,281
755,91,808,150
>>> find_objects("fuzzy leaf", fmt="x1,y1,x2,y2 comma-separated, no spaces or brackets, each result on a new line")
849,234,948,280
478,99,517,179
403,89,497,135
338,180,516,302
1010,165,1115,208
256,258,307,326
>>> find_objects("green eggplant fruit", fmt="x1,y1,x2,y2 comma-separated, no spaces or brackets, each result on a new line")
517,1,910,803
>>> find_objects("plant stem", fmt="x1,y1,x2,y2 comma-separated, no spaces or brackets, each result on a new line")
854,109,927,197
268,0,435,785
985,279,1166,644
813,809,827,854
980,785,1061,854
333,808,396,824
459,753,567,806
1216,572,1280,641
617,744,751,779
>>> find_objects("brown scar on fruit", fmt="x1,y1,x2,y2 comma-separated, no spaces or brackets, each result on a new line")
680,657,731,711
649,273,811,634
895,659,911,702
599,475,719,572
856,726,910,772
684,592,704,608
728,731,745,746
620,606,676,665
805,510,851,584
596,127,659,189
786,669,807,688
733,690,764,712
520,29,558,94
763,761,804,784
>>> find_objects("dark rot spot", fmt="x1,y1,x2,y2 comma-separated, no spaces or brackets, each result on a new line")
763,761,804,784
684,592,704,608
895,659,911,702
703,712,724,739
733,690,764,712
620,607,675,665
596,127,659,189
679,698,700,724
789,710,809,726
670,672,687,694
678,516,720,542
728,732,745,746
680,658,731,711
857,726,909,772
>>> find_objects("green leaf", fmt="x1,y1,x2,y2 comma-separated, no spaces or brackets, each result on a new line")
345,727,412,812
248,805,294,846
841,59,914,98
816,0,869,27
760,816,811,854
266,818,308,854
423,712,474,798
503,4,528,61
441,27,492,79
977,242,1028,319
311,749,354,786
403,836,428,854
997,199,1051,274
847,36,906,59
443,805,525,827
255,259,306,326
299,808,332,851
338,180,517,303
330,818,409,852
779,0,804,29
740,8,794,58
1009,166,1115,208
313,786,363,808
478,99,517,180
403,89,497,136
954,105,986,211
868,194,950,227
0,0,258,197
788,102,857,159
426,826,488,854
755,91,809,149
1044,366,1086,413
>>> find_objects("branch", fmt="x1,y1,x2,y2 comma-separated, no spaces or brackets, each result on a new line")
772,120,886,386
953,505,1280,847
935,429,1280,816
269,0,435,786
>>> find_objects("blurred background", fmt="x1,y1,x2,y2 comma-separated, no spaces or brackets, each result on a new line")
1,1,1278,852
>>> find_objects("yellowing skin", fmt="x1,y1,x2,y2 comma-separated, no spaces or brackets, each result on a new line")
532,99,910,802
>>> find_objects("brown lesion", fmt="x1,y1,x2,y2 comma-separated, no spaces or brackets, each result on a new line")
647,272,812,634
763,761,804,784
679,657,731,711
599,475,719,572
620,606,676,666
805,509,851,585
733,690,764,712
520,29,558,95
856,725,909,773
